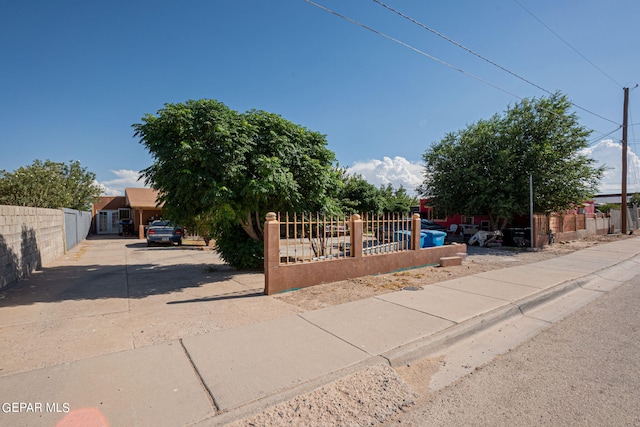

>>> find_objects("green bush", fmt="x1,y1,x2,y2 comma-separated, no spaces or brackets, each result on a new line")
597,203,618,214
214,224,264,270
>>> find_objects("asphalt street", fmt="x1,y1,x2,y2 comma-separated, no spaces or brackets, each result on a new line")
388,272,640,426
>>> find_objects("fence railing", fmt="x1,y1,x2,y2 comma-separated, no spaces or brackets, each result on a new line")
276,212,421,264
277,212,350,263
361,212,413,255
264,212,465,294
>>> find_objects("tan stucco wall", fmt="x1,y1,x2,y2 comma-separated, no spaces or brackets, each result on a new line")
264,243,466,294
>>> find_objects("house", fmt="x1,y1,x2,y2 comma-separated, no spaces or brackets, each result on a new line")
419,199,492,234
92,188,164,239
593,193,635,206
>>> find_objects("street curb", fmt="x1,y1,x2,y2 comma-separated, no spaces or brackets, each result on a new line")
381,274,602,368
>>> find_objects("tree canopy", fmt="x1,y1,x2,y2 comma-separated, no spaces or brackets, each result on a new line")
134,99,341,267
334,168,419,215
420,92,604,229
334,170,384,214
0,159,101,211
378,183,418,213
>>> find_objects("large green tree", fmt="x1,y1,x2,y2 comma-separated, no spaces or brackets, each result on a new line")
335,169,384,214
379,183,419,213
0,159,101,210
420,92,604,230
134,99,341,267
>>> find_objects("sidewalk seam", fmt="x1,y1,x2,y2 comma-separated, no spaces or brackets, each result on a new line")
371,295,460,324
179,337,221,414
124,243,136,348
296,314,373,356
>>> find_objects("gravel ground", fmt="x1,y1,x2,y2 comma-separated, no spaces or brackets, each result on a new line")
229,234,635,427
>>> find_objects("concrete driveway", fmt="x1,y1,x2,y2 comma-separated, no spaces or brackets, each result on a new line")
0,236,300,377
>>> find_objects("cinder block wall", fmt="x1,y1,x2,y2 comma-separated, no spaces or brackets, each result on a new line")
0,205,65,289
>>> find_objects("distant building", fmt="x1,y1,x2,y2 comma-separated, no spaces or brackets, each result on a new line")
92,188,164,239
593,193,636,206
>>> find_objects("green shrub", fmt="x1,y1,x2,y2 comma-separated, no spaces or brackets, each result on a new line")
214,224,264,270
597,203,618,214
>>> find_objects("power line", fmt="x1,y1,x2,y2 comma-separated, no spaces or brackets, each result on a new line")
371,0,551,95
370,0,620,127
587,126,621,146
513,0,623,88
305,0,524,100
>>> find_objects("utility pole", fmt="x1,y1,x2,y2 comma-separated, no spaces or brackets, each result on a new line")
529,174,534,249
621,87,629,234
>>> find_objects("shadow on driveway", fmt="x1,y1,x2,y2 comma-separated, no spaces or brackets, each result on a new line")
167,290,265,304
0,239,264,308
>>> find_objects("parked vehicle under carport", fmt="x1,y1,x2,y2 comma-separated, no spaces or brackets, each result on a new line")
146,220,183,246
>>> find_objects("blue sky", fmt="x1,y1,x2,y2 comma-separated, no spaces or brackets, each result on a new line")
2,0,640,196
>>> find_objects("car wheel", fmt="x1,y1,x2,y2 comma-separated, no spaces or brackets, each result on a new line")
177,239,182,246
146,241,152,247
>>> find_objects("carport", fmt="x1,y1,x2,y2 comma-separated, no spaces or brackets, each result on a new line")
124,187,164,239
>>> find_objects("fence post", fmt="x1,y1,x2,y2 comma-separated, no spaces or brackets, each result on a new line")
263,212,280,295
532,213,537,248
411,213,421,250
350,214,363,258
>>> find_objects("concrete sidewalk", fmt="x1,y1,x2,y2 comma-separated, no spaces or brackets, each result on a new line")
1,236,639,426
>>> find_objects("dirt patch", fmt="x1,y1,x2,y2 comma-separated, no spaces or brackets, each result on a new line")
227,365,417,427
273,234,635,312
394,356,444,406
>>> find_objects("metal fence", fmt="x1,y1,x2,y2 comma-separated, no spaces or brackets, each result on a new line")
63,208,92,251
277,212,416,264
360,212,413,255
278,212,350,263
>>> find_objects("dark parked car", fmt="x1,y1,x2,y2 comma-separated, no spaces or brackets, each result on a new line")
420,219,447,232
146,220,183,246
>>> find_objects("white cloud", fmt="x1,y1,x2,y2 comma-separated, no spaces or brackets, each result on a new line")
581,139,640,194
347,156,423,194
95,169,146,196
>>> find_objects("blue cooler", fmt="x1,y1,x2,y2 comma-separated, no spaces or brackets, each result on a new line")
421,230,446,247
